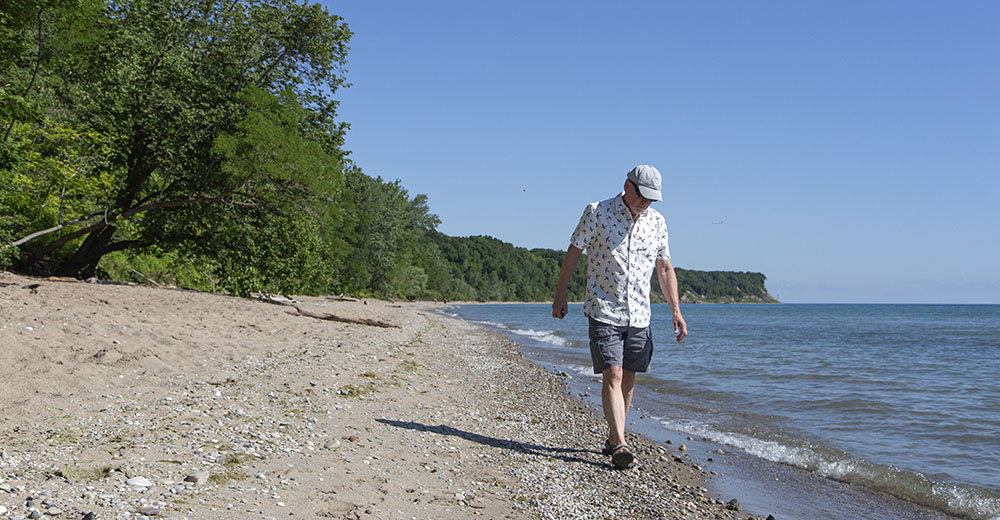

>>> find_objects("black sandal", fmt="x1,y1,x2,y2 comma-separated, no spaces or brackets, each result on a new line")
611,444,637,469
601,440,615,456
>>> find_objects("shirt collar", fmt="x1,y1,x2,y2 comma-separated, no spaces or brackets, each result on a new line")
615,191,646,219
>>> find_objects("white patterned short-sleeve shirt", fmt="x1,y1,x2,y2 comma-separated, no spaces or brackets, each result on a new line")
570,193,670,328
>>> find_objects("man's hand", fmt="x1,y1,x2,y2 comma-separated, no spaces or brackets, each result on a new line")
673,312,687,342
552,296,568,319
552,246,581,320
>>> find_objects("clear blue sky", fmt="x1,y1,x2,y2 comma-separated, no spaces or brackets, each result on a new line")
322,1,999,303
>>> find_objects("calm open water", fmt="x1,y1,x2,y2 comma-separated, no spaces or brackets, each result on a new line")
445,303,1000,520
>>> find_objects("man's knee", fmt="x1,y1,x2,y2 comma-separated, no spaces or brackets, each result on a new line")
622,369,636,390
603,365,624,386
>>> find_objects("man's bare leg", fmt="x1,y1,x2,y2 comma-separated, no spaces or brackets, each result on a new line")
602,366,637,446
622,368,636,421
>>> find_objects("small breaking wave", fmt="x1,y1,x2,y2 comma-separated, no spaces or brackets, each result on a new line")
565,364,597,377
472,320,510,329
655,418,1000,520
511,328,568,347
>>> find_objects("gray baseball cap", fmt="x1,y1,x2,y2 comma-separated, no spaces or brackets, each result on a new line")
627,165,662,201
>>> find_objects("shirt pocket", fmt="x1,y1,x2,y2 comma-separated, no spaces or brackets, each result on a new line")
632,240,658,275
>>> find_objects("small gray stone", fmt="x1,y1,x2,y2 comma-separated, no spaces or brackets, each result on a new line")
28,510,41,519
138,506,160,515
725,498,740,511
184,470,210,485
46,506,62,516
126,476,153,489
323,439,340,450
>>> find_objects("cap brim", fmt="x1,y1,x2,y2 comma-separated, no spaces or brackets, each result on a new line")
637,185,662,201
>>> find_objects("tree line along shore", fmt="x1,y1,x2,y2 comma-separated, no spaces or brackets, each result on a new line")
1,1,775,304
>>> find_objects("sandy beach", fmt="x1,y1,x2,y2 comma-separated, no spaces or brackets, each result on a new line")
0,271,748,520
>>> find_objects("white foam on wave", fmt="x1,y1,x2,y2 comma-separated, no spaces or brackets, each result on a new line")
511,328,568,347
932,483,1000,520
655,417,1000,520
472,320,509,329
816,458,872,480
659,418,825,469
566,364,596,377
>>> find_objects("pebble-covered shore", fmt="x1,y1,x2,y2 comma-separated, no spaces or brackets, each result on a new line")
0,273,759,519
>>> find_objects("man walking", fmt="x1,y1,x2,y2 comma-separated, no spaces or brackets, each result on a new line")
552,165,687,470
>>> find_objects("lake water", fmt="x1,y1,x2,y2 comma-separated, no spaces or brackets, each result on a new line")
444,303,1000,520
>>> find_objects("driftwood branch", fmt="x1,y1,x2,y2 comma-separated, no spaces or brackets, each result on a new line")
251,293,298,306
128,267,161,287
289,305,399,329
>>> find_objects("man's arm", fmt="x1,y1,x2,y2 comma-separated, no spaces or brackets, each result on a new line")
656,257,688,341
552,245,583,319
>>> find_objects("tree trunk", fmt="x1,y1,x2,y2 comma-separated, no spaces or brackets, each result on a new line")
57,225,118,277
52,134,154,277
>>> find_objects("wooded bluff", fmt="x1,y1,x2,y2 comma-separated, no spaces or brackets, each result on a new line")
418,232,777,304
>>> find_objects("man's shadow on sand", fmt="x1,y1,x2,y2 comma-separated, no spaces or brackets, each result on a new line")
376,418,606,469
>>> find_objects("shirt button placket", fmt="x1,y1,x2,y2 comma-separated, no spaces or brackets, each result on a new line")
625,224,633,326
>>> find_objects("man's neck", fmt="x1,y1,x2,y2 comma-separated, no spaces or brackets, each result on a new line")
622,197,643,221
616,191,645,222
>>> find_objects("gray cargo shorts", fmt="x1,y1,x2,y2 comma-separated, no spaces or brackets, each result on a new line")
588,317,654,374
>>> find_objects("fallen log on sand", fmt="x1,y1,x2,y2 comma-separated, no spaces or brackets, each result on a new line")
289,304,400,328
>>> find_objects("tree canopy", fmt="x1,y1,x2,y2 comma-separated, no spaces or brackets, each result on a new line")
1,0,350,294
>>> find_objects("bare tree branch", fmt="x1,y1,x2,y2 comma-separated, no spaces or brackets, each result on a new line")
2,212,104,250
14,191,239,263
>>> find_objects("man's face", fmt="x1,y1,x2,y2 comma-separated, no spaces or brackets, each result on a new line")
624,180,653,214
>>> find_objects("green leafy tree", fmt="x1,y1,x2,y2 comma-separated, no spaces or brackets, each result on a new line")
1,0,107,268
335,167,440,296
2,0,351,295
